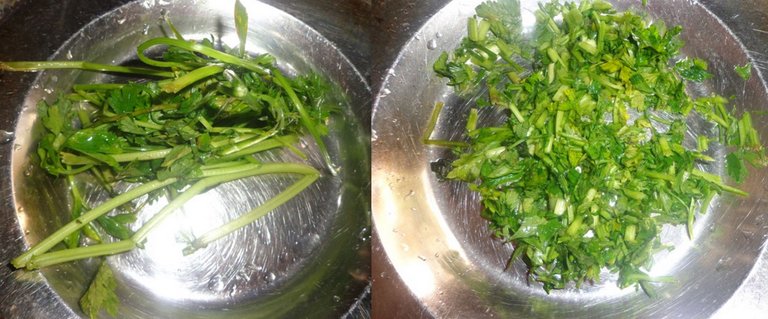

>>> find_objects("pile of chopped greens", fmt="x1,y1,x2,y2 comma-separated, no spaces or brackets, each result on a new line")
6,1,335,317
428,0,767,294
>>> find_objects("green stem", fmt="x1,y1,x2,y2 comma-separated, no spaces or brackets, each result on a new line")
199,162,263,177
73,83,125,91
94,103,179,126
11,178,178,269
422,139,468,148
159,64,225,93
132,163,318,243
272,69,335,174
0,61,174,78
687,198,696,240
183,171,319,255
136,37,269,74
422,101,467,148
61,148,173,166
208,126,269,134
199,160,254,170
112,149,173,162
422,102,444,144
690,169,748,196
216,136,296,160
26,241,135,270
219,128,278,156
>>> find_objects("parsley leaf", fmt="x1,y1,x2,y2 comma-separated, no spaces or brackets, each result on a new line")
675,57,713,82
80,261,119,319
726,152,748,184
735,62,752,81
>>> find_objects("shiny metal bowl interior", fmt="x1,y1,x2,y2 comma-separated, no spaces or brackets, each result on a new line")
372,0,768,317
1,1,370,318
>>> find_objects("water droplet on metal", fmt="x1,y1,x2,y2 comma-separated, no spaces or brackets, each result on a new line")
0,130,13,144
262,227,272,245
405,190,415,198
264,272,276,283
716,256,732,271
358,227,370,241
236,270,249,282
66,50,73,60
332,295,341,303
418,255,427,261
435,32,443,39
427,39,438,50
207,274,225,291
379,88,391,98
228,283,241,297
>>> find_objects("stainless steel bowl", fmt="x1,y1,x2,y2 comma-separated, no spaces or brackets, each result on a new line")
372,0,768,317
0,1,370,318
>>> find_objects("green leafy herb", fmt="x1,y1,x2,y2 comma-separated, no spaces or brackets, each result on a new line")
675,57,713,82
726,152,748,183
735,62,752,81
7,2,335,316
80,261,119,319
235,0,249,58
429,0,767,294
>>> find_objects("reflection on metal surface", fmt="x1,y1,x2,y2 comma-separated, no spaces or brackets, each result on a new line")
419,169,469,263
1,0,370,318
399,260,437,298
373,0,768,317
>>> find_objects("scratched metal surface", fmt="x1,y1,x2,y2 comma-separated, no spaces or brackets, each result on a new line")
0,0,371,318
372,0,768,317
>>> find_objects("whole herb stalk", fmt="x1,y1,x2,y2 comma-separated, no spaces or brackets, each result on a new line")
6,1,335,317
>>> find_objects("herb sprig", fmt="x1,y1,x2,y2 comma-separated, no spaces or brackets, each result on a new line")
7,1,334,317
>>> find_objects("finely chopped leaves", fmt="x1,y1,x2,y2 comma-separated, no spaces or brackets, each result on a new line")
430,0,766,294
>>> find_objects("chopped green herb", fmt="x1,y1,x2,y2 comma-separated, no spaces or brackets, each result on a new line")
726,152,749,184
429,0,767,294
735,62,753,81
675,57,713,82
